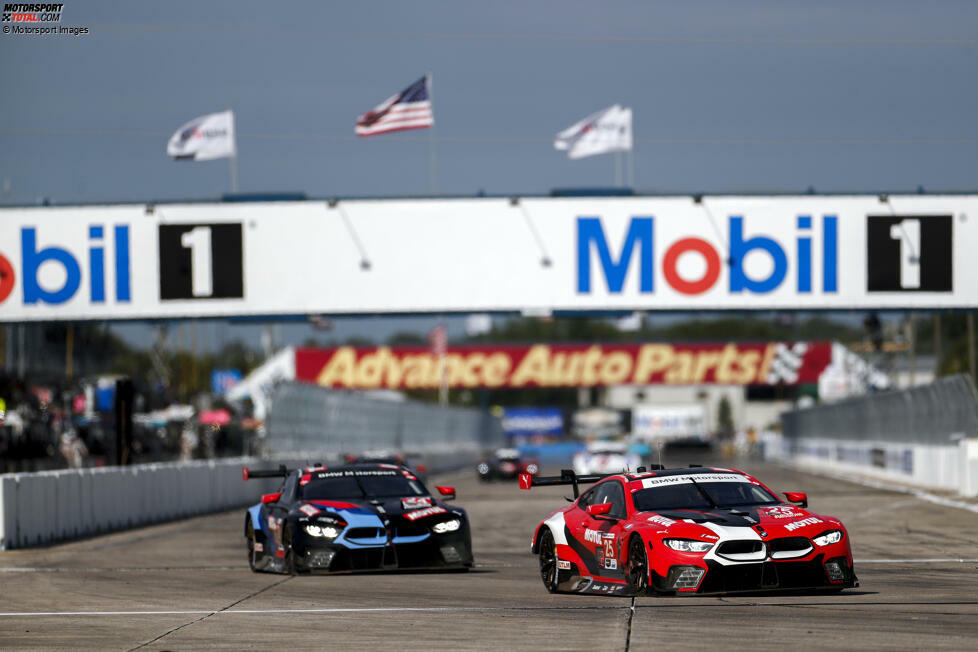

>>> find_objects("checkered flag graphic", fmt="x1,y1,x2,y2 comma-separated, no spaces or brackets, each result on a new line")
767,342,808,384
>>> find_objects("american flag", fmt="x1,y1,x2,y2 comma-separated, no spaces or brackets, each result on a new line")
356,75,434,137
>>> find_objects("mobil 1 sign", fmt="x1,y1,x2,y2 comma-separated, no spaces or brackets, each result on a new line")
0,195,976,322
158,223,244,300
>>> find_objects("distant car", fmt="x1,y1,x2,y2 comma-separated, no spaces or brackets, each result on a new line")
477,448,539,482
243,463,472,574
521,466,857,595
573,440,641,476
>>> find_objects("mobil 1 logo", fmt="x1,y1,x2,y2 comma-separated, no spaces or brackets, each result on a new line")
158,223,244,300
866,215,952,292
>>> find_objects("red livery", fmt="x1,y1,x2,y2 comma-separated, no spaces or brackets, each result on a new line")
522,466,857,595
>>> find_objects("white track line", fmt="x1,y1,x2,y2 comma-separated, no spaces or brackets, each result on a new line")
0,606,620,617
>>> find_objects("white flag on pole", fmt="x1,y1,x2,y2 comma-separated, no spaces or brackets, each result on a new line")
167,110,236,161
554,104,632,159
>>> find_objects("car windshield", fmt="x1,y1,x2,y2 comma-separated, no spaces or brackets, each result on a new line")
633,478,780,511
299,469,427,500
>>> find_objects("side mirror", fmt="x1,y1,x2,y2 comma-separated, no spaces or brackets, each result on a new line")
436,485,456,501
586,502,613,516
261,491,282,504
784,492,808,508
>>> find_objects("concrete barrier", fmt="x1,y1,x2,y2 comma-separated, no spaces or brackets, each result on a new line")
767,434,978,497
0,457,306,550
0,449,483,550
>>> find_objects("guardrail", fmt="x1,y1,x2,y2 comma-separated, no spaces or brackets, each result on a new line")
778,375,978,496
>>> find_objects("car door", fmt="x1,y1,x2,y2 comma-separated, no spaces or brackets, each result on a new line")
567,479,628,578
584,479,629,575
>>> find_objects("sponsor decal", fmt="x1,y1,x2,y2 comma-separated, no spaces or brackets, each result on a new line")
401,496,433,510
766,506,805,519
294,341,832,390
866,214,952,292
298,504,320,517
640,473,750,489
158,223,243,301
519,473,533,490
313,469,398,479
557,559,571,570
590,583,625,593
0,225,131,307
253,542,263,552
603,557,618,570
785,517,823,531
647,514,677,527
267,516,282,532
584,528,614,544
402,506,448,521
577,215,838,296
702,535,719,540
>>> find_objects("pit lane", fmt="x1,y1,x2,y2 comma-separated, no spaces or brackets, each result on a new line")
1,458,977,651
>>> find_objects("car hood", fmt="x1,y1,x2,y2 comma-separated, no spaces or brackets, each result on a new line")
638,504,841,537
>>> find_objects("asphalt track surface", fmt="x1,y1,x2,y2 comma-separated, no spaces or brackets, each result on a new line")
2,457,978,651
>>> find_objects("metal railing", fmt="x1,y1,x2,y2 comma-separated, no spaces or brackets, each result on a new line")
782,374,978,445
264,382,504,457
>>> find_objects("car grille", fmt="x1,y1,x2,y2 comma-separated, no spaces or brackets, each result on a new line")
716,540,766,562
345,527,384,540
769,537,814,559
396,523,428,537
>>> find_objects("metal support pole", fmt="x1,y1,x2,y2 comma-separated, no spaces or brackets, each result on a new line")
933,312,942,375
968,312,976,385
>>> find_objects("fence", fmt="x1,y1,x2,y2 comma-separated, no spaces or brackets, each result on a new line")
779,374,978,496
265,383,505,469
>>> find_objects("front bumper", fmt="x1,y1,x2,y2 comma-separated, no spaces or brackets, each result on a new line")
650,554,858,595
293,530,473,573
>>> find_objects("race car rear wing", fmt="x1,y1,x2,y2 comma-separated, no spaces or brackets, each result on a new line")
519,469,615,498
241,465,289,481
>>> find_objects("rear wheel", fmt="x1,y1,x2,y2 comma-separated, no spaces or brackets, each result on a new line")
245,520,259,572
538,529,559,593
626,536,650,595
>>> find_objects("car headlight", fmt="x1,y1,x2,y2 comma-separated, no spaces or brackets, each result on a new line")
664,538,714,553
477,463,489,474
525,463,539,474
305,524,341,539
812,529,843,546
432,519,461,534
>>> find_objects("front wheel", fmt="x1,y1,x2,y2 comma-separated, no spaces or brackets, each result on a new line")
538,529,560,593
626,536,650,595
245,520,260,572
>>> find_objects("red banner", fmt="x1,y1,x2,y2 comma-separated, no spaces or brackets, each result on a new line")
295,341,831,390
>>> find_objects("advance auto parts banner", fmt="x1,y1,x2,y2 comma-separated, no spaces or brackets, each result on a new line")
294,342,831,390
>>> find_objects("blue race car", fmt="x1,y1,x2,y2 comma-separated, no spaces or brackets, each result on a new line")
242,462,473,574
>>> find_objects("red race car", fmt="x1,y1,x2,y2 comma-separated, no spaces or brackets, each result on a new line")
521,466,857,596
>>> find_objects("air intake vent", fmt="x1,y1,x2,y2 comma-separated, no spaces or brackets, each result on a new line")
717,540,766,562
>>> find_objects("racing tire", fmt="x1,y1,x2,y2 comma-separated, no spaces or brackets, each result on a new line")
282,526,297,576
245,519,259,573
538,529,560,593
625,536,650,596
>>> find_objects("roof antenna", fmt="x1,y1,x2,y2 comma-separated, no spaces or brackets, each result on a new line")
657,441,664,470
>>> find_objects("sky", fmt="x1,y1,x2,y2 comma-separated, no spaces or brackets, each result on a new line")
1,0,976,350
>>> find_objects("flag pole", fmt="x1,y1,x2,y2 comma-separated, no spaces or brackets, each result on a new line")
427,72,437,194
229,109,239,193
229,153,239,194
